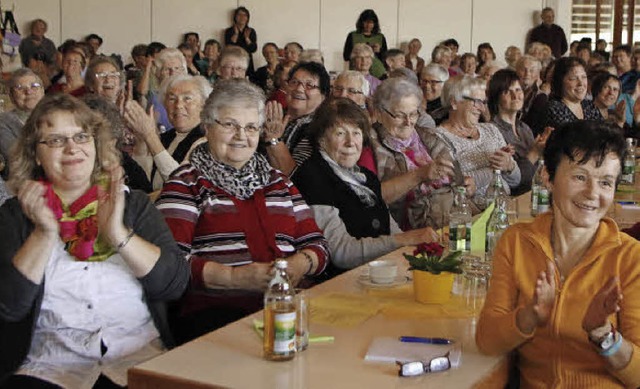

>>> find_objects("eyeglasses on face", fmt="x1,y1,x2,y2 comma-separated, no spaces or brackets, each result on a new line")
213,119,261,135
95,71,121,80
162,66,186,75
166,94,198,106
221,65,247,73
382,106,420,122
462,95,487,107
421,79,444,87
288,79,319,91
38,132,93,148
397,353,451,377
13,82,43,93
332,86,363,95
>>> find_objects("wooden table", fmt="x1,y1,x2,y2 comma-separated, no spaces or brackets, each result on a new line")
128,248,508,389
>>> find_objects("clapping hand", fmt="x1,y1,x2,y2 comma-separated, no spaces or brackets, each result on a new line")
421,157,455,182
124,100,157,139
531,261,557,326
489,148,515,172
18,180,59,235
582,277,623,333
97,163,128,247
263,101,289,141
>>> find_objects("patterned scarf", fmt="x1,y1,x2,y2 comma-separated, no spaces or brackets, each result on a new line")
190,142,272,200
43,182,115,262
382,129,449,194
319,150,378,207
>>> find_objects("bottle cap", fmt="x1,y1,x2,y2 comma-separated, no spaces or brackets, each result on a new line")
494,169,501,174
275,259,288,269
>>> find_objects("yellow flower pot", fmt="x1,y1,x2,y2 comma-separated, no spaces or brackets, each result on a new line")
412,270,455,304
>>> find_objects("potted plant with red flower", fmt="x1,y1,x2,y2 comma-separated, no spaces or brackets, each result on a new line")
404,243,463,304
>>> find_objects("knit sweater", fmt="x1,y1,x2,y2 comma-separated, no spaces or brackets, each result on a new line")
476,213,640,388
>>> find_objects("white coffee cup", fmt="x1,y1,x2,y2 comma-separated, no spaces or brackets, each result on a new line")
368,259,398,284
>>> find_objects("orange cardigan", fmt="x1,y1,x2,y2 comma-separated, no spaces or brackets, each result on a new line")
476,213,640,388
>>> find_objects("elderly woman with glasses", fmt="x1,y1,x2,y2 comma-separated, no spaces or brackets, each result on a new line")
0,69,45,178
420,63,450,125
217,46,250,80
331,70,369,108
0,94,188,388
435,75,520,210
85,56,124,105
124,75,212,190
545,57,603,130
369,78,467,230
293,98,438,279
263,62,330,176
156,79,328,343
351,43,382,95
137,48,188,132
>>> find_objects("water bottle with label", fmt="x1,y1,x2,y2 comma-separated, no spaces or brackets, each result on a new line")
621,138,636,185
263,260,297,361
531,159,549,216
449,186,472,253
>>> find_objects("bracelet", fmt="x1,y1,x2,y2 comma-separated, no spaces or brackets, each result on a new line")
267,137,281,146
300,250,314,275
600,333,623,356
116,229,135,251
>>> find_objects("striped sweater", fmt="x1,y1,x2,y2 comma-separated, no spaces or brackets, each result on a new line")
156,163,329,293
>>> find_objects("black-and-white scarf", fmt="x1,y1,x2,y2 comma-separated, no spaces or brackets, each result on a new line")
190,143,272,199
319,150,378,207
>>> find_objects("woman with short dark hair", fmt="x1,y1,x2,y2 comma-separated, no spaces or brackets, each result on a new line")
477,120,640,388
293,98,438,278
545,57,603,129
342,9,388,79
488,69,547,195
224,6,257,76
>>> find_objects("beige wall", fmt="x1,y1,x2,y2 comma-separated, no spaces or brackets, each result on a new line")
12,0,560,72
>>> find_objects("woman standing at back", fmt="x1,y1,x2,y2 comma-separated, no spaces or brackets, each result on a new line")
342,9,387,79
224,6,258,77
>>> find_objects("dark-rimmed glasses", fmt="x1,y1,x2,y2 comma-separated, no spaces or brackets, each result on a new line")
462,96,487,107
397,352,451,377
38,132,93,148
382,107,420,122
288,79,319,91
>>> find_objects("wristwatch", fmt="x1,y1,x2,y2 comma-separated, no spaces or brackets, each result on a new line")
589,323,616,351
267,137,281,146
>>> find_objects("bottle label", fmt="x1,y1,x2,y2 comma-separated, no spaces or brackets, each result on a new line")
531,186,539,216
273,311,296,354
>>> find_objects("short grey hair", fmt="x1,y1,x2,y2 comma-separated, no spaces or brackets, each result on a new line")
421,63,450,83
335,70,370,97
350,43,374,60
8,68,44,105
441,75,486,109
372,77,423,111
219,46,250,68
9,68,43,89
431,45,452,63
515,54,542,72
85,56,124,92
159,74,213,106
388,67,419,85
200,79,265,127
154,48,187,73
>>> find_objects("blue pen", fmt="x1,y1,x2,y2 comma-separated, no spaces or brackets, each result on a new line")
399,336,453,345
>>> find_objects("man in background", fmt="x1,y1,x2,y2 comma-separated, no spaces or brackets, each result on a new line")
527,7,568,59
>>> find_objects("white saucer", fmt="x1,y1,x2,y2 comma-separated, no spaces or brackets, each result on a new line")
358,275,410,288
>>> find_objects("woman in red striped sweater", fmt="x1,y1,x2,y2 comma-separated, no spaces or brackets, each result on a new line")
156,79,329,344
